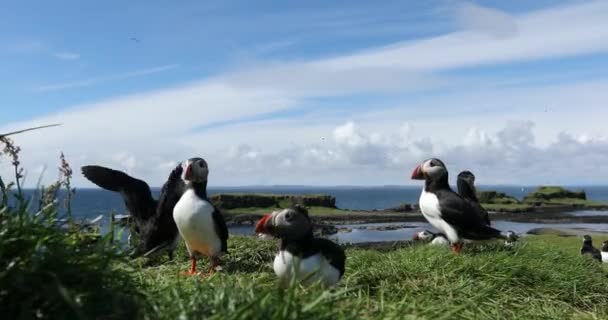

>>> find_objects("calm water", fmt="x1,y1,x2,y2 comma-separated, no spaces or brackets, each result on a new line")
228,221,608,244
17,185,608,244
22,185,608,219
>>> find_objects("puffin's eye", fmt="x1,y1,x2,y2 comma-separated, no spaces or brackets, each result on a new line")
284,212,293,221
199,161,205,168
429,161,435,167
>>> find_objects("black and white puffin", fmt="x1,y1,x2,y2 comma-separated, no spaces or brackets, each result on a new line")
411,158,510,254
255,205,345,288
601,240,608,263
173,157,229,276
457,170,491,226
412,230,449,246
580,235,602,262
81,163,185,259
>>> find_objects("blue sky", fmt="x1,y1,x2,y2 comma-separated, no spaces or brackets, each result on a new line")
1,0,608,186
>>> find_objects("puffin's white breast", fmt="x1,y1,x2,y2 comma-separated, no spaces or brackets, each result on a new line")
173,189,222,257
430,236,450,246
273,251,341,288
601,252,608,263
419,189,458,244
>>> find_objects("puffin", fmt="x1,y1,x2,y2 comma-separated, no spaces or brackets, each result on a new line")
173,157,229,276
601,240,608,263
457,170,491,226
413,230,449,246
504,231,519,247
580,235,602,262
411,158,512,254
81,163,185,259
255,205,345,288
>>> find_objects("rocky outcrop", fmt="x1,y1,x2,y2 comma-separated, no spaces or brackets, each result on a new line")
210,194,337,209
477,191,520,204
523,186,586,203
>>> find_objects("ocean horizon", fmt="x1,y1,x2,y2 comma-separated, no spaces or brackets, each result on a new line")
18,185,608,219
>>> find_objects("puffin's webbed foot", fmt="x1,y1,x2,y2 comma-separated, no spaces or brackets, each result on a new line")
451,242,464,254
180,257,197,276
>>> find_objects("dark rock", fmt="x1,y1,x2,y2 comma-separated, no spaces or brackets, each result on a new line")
210,194,337,209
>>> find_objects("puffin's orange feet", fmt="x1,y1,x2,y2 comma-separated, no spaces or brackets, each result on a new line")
180,257,197,276
200,258,219,278
451,243,464,254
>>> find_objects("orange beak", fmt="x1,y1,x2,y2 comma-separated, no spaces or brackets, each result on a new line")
255,214,273,234
184,164,192,180
411,164,424,180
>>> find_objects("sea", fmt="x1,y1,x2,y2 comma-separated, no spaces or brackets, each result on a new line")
22,185,608,219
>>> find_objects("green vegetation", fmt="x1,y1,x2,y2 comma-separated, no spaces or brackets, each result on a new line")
0,136,142,319
477,191,520,205
480,203,534,213
522,186,608,209
524,186,587,202
211,193,337,210
130,235,608,319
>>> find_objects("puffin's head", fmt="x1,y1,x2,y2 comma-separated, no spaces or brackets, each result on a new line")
505,231,518,243
182,157,209,183
457,171,475,186
583,234,593,245
413,230,434,241
602,240,608,252
411,158,447,181
255,205,312,240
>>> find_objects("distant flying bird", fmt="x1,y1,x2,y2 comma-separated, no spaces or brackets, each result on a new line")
0,124,61,139
130,37,140,43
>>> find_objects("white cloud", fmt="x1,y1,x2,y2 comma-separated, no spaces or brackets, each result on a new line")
321,1,608,71
33,64,179,92
455,3,518,38
1,1,607,187
54,51,80,61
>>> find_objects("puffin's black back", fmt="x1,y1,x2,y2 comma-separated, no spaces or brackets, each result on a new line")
281,238,346,276
457,172,491,226
581,241,602,262
434,189,502,240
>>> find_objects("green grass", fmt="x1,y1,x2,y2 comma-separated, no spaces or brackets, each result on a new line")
123,235,608,320
481,203,535,212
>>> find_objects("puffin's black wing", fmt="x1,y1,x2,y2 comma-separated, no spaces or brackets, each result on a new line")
212,207,229,254
156,164,186,222
81,165,156,220
435,189,502,240
457,176,490,225
469,201,491,226
581,245,602,262
457,178,478,202
313,238,346,276
139,165,185,256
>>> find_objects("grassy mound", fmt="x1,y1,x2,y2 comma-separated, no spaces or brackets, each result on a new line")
523,186,607,209
133,235,608,319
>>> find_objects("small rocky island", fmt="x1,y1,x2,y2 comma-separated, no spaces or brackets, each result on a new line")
211,186,608,227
